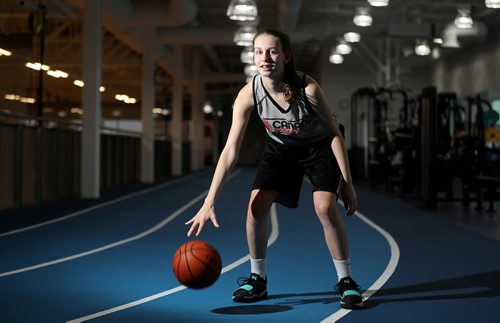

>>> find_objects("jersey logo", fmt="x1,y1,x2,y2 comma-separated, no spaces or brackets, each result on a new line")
261,115,314,134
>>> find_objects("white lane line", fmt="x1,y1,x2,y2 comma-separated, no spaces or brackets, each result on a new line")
0,171,208,238
320,206,400,323
0,170,239,278
66,204,280,323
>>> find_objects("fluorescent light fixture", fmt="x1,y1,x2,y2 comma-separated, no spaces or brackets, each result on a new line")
25,62,50,71
415,40,431,56
240,46,254,64
47,70,69,78
329,51,344,64
5,94,35,103
335,40,352,55
0,48,12,56
115,94,136,104
353,8,373,27
233,25,257,47
368,0,389,7
227,0,258,22
344,32,361,43
73,80,84,87
485,0,500,8
454,9,473,29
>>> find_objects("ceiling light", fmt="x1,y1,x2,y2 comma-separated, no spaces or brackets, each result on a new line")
203,102,213,114
0,48,12,56
47,69,69,78
233,25,257,47
240,46,254,64
485,0,500,8
415,40,431,56
329,51,344,64
344,32,361,43
227,0,258,22
335,40,352,55
368,0,389,7
25,62,50,71
454,9,473,29
244,64,258,77
353,8,373,27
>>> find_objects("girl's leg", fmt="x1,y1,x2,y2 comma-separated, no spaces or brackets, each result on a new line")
313,191,349,260
246,189,279,259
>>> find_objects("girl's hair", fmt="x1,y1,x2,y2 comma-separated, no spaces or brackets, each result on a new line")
253,28,300,104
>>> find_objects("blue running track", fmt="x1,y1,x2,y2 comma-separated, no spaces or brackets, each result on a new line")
0,168,499,322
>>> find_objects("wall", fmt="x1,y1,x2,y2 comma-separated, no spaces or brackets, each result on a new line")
433,16,500,98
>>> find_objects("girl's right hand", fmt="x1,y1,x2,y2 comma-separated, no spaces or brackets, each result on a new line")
185,203,220,237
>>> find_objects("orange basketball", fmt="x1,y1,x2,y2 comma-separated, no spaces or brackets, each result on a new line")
172,240,222,289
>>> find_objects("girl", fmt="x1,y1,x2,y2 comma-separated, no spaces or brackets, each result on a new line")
186,29,363,309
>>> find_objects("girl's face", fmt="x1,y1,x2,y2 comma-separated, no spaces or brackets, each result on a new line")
253,33,290,78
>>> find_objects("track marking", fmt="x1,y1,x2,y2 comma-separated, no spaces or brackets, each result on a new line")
66,204,280,323
320,205,400,322
0,170,238,278
0,171,208,238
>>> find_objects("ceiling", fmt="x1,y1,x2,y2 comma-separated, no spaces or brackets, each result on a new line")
0,0,498,120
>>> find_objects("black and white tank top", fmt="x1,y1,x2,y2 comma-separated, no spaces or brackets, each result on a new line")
252,71,327,146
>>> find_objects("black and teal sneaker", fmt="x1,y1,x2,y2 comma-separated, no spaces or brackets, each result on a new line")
335,277,364,309
232,273,268,303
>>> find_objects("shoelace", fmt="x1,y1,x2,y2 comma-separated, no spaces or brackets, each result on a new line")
334,280,362,296
236,275,265,287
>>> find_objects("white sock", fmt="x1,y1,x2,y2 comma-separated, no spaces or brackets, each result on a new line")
333,257,352,281
250,258,266,279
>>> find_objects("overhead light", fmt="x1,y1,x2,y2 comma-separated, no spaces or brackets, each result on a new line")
0,48,12,56
115,94,137,104
244,64,258,77
329,51,344,64
203,102,214,114
227,0,258,22
335,39,352,55
485,0,500,8
5,94,35,104
353,7,373,27
433,37,443,44
25,62,50,71
454,8,473,29
73,80,84,87
47,69,69,78
344,32,361,43
415,40,431,56
233,25,257,46
240,46,254,64
368,0,389,7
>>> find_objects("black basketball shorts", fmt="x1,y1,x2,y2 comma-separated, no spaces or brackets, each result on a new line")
252,137,342,208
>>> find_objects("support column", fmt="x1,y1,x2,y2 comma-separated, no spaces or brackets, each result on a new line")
141,26,155,183
191,48,204,171
81,0,102,198
171,45,183,176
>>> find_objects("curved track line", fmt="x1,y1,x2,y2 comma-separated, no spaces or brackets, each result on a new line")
320,207,400,323
66,204,280,323
0,171,208,238
0,170,239,278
